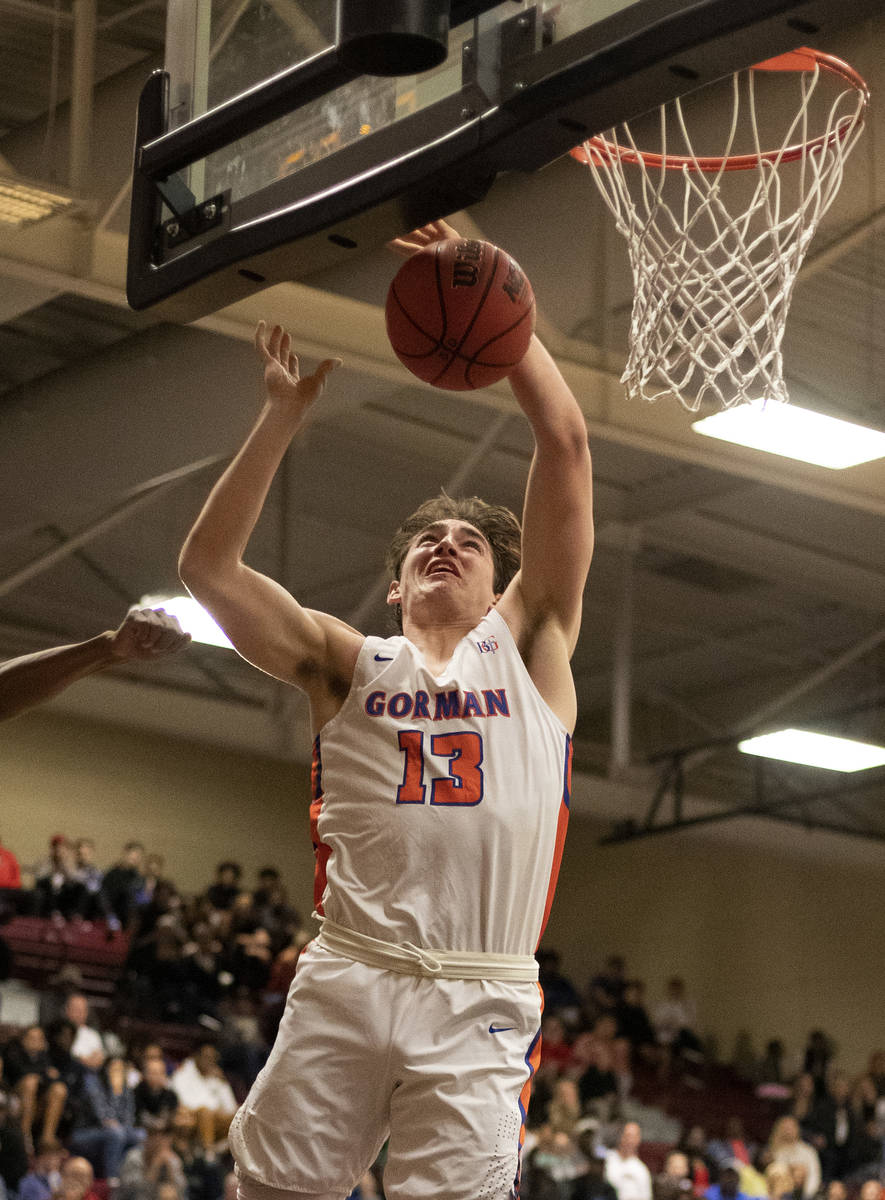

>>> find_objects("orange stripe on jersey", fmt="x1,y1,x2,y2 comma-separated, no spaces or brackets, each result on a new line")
310,734,331,917
536,735,572,948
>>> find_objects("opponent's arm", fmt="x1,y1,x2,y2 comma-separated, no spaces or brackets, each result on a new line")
0,608,190,721
179,324,360,699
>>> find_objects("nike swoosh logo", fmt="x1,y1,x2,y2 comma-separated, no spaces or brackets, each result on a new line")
374,654,393,661
488,1024,516,1034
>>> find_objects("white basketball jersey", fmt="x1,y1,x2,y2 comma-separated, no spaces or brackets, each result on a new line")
309,608,572,955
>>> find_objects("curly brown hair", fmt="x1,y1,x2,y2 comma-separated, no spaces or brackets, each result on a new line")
385,493,522,631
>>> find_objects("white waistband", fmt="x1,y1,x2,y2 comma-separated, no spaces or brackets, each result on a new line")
314,916,539,982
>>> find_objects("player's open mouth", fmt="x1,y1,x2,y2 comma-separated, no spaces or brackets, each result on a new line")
427,562,459,577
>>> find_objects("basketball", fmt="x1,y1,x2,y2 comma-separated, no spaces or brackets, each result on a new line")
385,238,536,390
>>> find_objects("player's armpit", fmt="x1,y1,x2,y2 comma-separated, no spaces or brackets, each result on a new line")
182,561,362,700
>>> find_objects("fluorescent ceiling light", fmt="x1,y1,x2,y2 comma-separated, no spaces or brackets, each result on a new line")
0,176,76,227
138,593,234,650
738,728,885,772
692,401,885,469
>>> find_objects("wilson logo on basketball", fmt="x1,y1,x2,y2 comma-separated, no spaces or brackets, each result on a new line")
502,261,525,304
451,240,483,287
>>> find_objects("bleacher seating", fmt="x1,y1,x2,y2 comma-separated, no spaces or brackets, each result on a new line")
2,916,129,1004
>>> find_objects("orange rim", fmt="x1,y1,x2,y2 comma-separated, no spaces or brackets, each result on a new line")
569,47,869,174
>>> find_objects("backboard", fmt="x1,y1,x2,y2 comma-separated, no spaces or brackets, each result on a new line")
127,0,880,321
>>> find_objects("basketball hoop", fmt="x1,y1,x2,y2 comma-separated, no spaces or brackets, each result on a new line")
570,47,869,411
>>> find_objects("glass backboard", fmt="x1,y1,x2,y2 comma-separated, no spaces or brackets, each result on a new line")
127,0,877,320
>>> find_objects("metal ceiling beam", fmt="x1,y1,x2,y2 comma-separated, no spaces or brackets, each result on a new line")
0,454,225,598
4,226,885,524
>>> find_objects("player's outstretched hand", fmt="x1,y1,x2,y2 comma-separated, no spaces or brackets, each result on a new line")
255,321,341,418
108,608,191,661
387,219,462,260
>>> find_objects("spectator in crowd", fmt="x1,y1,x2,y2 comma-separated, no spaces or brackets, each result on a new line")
589,957,628,1018
69,1056,145,1184
2,1025,68,1152
169,1045,237,1155
101,844,146,930
707,1118,757,1172
654,1152,693,1200
768,1117,820,1199
72,842,104,921
134,1058,179,1130
34,838,85,922
787,1075,817,1138
857,1183,883,1200
809,1072,863,1182
604,1121,653,1200
0,611,189,723
135,854,168,908
63,995,106,1073
17,1139,64,1200
803,1033,835,1101
538,949,582,1019
705,1164,753,1200
572,1132,618,1200
57,1156,102,1200
764,1163,794,1200
0,1088,29,1198
676,1126,712,1196
575,1033,617,1121
615,980,659,1066
168,1107,225,1200
653,978,704,1078
823,1182,846,1200
205,866,242,915
547,1078,581,1138
250,868,280,908
44,1018,88,1137
119,1123,187,1200
539,1015,577,1081
0,836,21,892
524,1126,582,1200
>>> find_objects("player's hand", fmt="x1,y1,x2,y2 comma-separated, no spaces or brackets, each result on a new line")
255,321,341,417
108,608,191,661
387,219,462,259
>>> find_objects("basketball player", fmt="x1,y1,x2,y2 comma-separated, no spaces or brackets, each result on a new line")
0,608,190,721
178,220,594,1200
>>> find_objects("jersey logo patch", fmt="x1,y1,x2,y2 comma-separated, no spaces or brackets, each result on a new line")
475,636,499,654
488,1023,516,1034
374,653,393,661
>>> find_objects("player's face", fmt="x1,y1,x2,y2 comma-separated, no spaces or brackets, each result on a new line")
389,519,498,622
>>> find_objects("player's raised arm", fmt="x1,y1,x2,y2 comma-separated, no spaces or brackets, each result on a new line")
179,324,361,711
501,334,594,654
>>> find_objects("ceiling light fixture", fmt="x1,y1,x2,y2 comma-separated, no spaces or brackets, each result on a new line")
0,175,77,227
138,594,234,650
692,401,885,469
738,728,885,772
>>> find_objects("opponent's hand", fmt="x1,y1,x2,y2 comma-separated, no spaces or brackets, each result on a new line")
255,321,341,416
387,218,462,260
108,608,191,661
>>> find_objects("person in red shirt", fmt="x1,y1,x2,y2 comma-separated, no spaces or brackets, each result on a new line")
0,837,21,889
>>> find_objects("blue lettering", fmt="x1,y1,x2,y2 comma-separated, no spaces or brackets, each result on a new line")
365,691,386,716
413,690,431,719
461,690,484,718
434,690,461,720
483,688,509,717
388,692,413,719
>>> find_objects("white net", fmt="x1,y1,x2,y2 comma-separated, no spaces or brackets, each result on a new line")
574,51,868,411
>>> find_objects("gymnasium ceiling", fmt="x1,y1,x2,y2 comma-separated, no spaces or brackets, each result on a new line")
1,1,884,853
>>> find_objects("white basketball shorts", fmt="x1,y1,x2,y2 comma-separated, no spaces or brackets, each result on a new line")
229,941,543,1199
